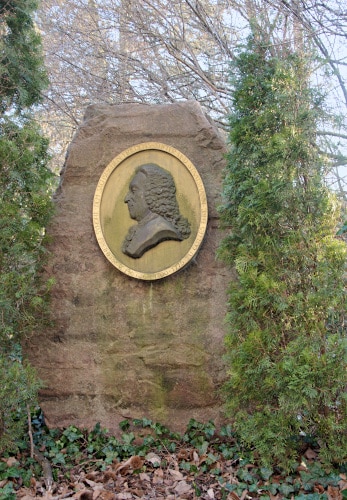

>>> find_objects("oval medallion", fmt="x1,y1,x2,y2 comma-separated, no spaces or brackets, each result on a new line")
93,142,208,280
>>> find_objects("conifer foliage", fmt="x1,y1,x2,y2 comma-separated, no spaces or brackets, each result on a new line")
0,0,54,452
219,39,347,469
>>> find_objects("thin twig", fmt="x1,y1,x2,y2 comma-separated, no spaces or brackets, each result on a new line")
27,404,34,459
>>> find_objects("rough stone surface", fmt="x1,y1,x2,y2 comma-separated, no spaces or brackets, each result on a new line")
26,101,232,434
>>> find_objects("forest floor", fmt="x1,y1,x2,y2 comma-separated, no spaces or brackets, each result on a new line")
2,419,347,500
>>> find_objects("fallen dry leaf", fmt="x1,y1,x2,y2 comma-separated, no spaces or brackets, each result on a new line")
5,456,19,467
139,472,151,482
207,487,215,498
85,471,99,481
327,484,342,499
97,491,116,499
145,452,161,466
227,492,240,500
240,489,249,500
174,479,192,495
152,468,164,484
168,468,184,480
314,484,325,494
115,493,132,499
177,448,191,461
84,478,98,488
304,448,318,460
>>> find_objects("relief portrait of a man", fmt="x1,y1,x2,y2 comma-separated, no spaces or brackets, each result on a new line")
122,163,191,258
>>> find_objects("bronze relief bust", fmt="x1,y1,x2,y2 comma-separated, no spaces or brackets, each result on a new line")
122,164,191,258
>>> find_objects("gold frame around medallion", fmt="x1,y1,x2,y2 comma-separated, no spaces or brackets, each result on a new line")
93,142,208,280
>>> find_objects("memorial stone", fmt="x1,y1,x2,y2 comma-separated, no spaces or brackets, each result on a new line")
26,101,231,433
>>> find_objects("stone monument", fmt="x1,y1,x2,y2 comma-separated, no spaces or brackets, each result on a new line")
26,101,230,433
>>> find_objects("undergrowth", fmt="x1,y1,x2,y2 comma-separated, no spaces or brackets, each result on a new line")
1,416,347,499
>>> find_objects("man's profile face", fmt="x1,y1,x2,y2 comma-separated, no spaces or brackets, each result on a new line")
124,172,150,221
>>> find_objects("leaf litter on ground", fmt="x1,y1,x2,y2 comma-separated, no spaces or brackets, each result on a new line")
1,418,347,499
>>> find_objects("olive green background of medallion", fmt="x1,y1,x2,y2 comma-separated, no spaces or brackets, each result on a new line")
93,143,208,279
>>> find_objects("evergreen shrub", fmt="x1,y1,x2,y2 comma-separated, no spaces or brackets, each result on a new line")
219,39,347,470
0,0,54,452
